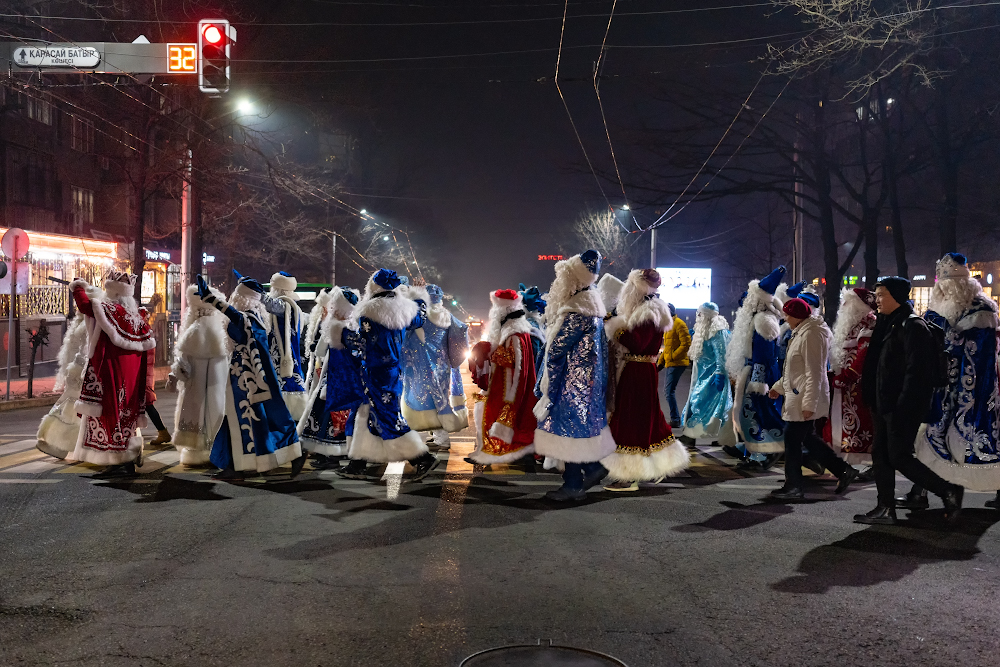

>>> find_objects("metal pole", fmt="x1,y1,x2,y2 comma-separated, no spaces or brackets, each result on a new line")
650,226,657,270
180,148,192,313
6,240,17,401
331,233,337,286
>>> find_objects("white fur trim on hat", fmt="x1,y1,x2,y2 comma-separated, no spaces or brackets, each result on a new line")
559,254,599,290
235,283,262,301
270,272,297,292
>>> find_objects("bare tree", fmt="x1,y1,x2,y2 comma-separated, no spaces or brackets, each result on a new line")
567,208,644,279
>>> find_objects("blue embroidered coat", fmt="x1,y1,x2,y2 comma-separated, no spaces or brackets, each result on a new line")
918,296,1000,490
268,296,308,420
203,297,301,472
736,312,785,453
402,311,469,433
682,326,733,439
343,292,429,463
533,289,616,463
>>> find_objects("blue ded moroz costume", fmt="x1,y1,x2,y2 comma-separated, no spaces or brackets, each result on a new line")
725,266,786,453
401,284,469,444
518,283,548,377
682,302,733,440
339,269,432,464
298,287,364,456
267,271,309,421
916,253,1000,491
196,273,302,473
534,250,616,497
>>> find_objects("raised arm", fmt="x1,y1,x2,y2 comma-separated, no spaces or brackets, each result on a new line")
69,279,95,316
195,275,247,343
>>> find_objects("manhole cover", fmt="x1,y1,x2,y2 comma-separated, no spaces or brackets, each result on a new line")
461,644,627,666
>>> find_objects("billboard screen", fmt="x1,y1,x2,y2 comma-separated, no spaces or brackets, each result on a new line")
655,267,712,310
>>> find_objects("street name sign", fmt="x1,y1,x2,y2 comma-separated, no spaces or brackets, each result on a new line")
4,42,198,74
12,45,100,68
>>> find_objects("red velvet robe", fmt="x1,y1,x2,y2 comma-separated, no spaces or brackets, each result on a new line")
473,331,538,464
71,285,155,465
823,319,875,462
610,320,673,451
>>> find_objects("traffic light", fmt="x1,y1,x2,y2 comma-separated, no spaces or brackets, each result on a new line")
198,19,235,94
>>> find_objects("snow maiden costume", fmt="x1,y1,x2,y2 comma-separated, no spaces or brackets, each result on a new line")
725,266,786,456
170,284,229,466
681,302,733,441
267,271,309,421
298,287,363,460
401,284,469,448
602,269,689,490
822,287,877,463
916,253,1000,494
194,273,303,479
36,282,105,459
68,272,156,475
471,289,538,465
336,269,438,480
534,250,617,501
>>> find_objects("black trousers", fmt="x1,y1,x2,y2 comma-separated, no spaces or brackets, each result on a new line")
871,411,952,506
146,404,166,431
784,420,850,488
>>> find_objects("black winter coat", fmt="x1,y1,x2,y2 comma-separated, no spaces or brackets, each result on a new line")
861,303,935,421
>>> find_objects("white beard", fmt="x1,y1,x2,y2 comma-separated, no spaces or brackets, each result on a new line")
929,276,983,326
830,290,874,372
230,291,271,333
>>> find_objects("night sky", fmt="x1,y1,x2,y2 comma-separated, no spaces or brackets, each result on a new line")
232,0,786,317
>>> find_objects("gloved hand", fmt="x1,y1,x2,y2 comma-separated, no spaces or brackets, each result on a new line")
195,274,210,299
712,374,726,392
533,395,551,422
656,360,665,371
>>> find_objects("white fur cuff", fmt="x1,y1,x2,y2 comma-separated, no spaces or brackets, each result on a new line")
488,421,515,444
533,396,551,422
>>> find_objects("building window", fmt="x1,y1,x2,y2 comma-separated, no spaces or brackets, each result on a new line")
10,151,56,209
71,115,95,153
24,92,52,125
71,187,94,235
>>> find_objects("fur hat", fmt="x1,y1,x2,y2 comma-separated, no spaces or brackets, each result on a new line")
425,284,444,305
233,269,264,301
853,287,876,310
269,271,297,293
783,297,811,320
518,283,547,315
315,288,333,308
799,289,820,309
698,301,719,315
629,268,661,295
556,250,602,291
596,274,624,313
369,268,402,294
103,269,137,300
759,266,787,295
490,289,522,314
936,253,971,280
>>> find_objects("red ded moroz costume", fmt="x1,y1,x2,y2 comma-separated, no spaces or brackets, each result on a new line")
602,269,690,482
471,289,538,464
69,272,156,466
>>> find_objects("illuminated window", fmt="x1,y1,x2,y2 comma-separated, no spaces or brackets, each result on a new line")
71,115,95,153
71,187,94,235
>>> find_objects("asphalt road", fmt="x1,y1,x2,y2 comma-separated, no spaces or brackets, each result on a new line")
1,385,998,667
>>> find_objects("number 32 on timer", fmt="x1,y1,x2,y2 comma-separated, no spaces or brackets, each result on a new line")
167,44,197,72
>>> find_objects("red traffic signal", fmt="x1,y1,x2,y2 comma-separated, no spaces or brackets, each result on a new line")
198,19,235,94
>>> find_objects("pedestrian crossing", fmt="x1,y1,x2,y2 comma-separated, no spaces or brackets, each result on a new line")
0,435,748,489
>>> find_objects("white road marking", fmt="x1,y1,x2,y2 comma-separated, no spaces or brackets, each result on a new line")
2,458,65,473
0,478,61,484
0,440,36,456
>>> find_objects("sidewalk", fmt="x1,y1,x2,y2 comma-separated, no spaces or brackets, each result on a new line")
0,365,171,411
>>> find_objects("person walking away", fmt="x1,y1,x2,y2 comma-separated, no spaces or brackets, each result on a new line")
680,302,733,444
657,303,691,428
855,276,964,525
767,298,858,500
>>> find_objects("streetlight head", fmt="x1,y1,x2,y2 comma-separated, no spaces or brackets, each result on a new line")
382,235,390,241
360,209,367,215
622,204,630,211
237,99,254,115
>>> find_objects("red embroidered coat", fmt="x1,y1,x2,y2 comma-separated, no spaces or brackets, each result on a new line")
824,314,876,462
472,331,538,465
70,284,156,465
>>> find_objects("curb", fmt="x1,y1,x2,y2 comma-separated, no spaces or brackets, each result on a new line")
0,395,59,412
0,380,167,412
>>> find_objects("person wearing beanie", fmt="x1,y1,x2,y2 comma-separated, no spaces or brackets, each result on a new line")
333,269,439,481
267,271,309,421
194,272,304,480
470,289,539,466
63,272,156,478
914,254,1000,510
35,282,105,461
601,269,690,491
855,275,963,525
822,288,877,469
169,283,229,467
775,280,806,366
400,284,470,450
656,302,692,428
724,266,787,470
680,302,733,443
534,250,616,501
767,298,858,499
298,287,364,470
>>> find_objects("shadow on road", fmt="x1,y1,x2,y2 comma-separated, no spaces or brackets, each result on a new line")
94,474,231,502
672,500,795,532
772,508,1000,593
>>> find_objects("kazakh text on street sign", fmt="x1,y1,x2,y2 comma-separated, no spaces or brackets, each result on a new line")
12,45,101,68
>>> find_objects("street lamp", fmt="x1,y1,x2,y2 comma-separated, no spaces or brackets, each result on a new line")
236,99,254,115
382,235,390,241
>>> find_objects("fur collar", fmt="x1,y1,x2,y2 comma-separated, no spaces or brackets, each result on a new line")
354,290,420,331
175,308,229,360
753,311,780,341
929,277,986,327
426,303,452,329
545,288,606,342
624,297,672,331
490,315,534,347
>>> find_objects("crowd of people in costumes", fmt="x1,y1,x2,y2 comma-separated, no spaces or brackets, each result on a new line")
31,249,1000,520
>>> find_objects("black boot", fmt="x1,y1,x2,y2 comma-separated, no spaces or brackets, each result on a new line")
93,462,137,479
986,491,1000,509
853,505,897,525
290,454,307,478
894,485,929,510
835,466,859,495
334,459,371,480
941,485,964,525
769,484,805,501
408,453,439,481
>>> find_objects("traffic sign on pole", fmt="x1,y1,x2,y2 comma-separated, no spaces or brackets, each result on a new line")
2,228,28,402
